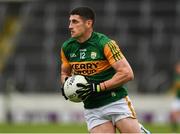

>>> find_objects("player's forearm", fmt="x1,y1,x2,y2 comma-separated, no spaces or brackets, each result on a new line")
61,73,71,84
60,64,72,84
100,69,134,91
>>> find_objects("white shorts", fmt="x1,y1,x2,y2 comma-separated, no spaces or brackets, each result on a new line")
171,98,180,111
84,96,136,131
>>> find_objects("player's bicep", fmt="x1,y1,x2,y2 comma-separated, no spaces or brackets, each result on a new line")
104,40,134,79
111,58,133,75
101,55,134,90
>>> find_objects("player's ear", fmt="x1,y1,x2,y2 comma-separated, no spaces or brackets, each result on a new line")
86,20,93,28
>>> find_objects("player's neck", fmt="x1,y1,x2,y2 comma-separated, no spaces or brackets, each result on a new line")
77,29,93,43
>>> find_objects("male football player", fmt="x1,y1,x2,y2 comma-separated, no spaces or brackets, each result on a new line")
60,6,150,133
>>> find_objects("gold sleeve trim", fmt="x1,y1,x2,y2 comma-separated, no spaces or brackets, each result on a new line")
104,40,124,65
60,49,71,67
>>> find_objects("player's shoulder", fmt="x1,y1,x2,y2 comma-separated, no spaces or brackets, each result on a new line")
93,32,111,45
94,32,111,43
62,38,76,49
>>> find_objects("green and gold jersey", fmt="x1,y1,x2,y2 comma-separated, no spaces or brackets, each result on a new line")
61,32,128,109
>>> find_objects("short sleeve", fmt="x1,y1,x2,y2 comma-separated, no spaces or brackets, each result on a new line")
60,49,71,67
104,40,124,65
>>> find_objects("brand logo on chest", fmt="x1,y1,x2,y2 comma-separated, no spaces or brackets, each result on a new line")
70,53,77,58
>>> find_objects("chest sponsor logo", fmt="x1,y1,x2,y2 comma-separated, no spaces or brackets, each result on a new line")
71,62,99,75
91,52,97,59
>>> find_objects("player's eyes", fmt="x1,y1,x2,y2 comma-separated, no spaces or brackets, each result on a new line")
71,19,79,24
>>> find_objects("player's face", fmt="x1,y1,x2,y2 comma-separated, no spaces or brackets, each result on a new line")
69,15,88,38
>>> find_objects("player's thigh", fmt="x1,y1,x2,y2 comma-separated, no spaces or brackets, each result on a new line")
115,117,141,133
90,121,116,134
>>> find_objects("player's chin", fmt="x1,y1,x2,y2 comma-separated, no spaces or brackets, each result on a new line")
71,35,76,38
71,34,79,38
70,33,77,38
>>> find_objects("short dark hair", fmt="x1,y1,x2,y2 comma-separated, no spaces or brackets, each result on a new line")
70,7,95,25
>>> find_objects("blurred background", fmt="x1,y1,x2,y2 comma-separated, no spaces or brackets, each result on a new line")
0,0,180,132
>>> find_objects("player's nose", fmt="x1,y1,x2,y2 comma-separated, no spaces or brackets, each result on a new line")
69,23,73,30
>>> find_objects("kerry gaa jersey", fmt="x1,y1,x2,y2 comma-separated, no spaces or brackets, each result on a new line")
61,32,128,109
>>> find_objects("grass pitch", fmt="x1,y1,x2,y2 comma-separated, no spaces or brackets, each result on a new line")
0,123,87,133
0,123,179,133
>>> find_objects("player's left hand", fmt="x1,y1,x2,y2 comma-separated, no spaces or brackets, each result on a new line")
76,80,101,100
61,77,69,100
61,86,68,100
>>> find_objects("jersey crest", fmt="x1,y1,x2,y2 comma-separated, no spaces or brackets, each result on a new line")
91,52,97,59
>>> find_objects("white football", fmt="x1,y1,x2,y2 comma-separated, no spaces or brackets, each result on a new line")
63,75,88,102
